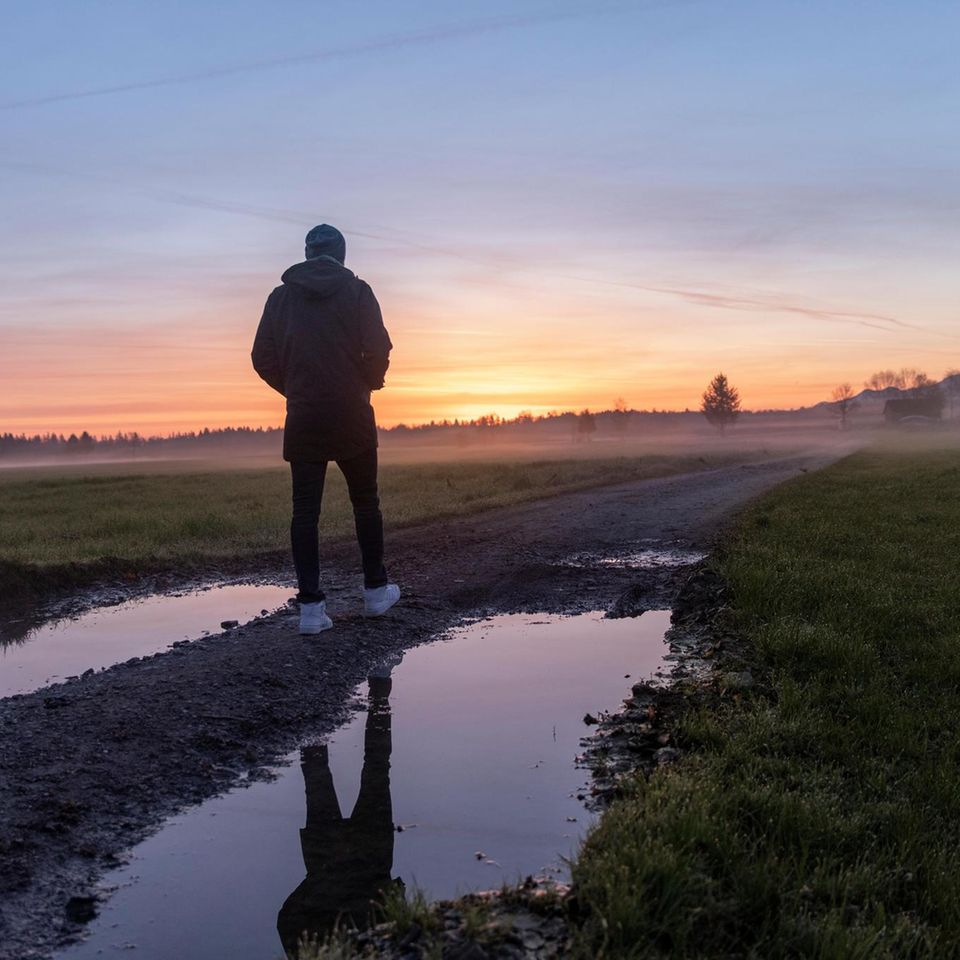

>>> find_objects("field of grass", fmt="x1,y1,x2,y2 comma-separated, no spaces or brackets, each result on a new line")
0,451,751,575
571,444,960,958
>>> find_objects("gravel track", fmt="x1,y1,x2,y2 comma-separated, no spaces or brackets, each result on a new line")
0,450,842,959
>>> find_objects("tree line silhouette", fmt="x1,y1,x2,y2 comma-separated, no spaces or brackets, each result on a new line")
3,369,956,461
0,407,706,460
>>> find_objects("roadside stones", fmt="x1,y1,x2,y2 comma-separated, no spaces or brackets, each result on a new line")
721,670,755,692
342,881,573,959
446,943,489,960
64,895,97,923
607,583,652,619
654,746,681,765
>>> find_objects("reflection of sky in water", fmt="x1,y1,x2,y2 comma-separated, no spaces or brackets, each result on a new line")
58,610,671,960
0,585,292,698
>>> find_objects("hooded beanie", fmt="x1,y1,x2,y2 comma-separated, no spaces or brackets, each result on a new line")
305,224,346,264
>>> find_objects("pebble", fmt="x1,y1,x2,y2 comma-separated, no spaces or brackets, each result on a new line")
654,746,681,765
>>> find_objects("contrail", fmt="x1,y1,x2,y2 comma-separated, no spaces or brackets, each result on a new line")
0,3,646,110
1,156,951,343
559,273,957,339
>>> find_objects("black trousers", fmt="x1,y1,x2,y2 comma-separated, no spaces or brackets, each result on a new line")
290,447,388,603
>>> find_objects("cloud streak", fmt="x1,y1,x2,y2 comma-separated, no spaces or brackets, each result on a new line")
558,274,960,341
6,153,953,349
0,3,645,110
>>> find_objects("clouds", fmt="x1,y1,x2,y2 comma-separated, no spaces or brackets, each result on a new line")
1,0,958,434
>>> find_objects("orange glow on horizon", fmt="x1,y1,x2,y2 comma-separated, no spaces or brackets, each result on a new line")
3,280,957,438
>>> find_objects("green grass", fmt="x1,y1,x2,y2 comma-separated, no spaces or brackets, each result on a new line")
0,452,746,573
570,444,960,958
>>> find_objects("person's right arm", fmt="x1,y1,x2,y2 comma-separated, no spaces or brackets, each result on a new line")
357,282,392,390
251,291,286,396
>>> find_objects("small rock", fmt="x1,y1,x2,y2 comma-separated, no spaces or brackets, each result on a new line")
220,620,239,630
447,943,489,960
521,929,545,950
721,670,754,691
654,746,680,765
397,922,422,949
65,895,98,923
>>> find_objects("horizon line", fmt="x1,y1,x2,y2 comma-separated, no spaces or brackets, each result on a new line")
1,401,856,445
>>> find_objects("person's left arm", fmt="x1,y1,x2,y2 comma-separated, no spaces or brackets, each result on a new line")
357,282,392,390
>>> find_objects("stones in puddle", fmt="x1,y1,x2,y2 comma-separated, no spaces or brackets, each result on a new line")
65,895,98,923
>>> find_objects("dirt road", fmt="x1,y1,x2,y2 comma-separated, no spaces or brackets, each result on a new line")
0,451,842,959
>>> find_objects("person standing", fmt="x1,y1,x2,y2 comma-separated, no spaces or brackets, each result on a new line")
252,224,400,634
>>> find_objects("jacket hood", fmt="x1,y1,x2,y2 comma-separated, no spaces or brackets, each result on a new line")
281,258,354,299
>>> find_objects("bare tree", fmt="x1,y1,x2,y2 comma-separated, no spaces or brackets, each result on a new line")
864,370,904,391
907,371,939,399
701,373,741,435
831,383,858,430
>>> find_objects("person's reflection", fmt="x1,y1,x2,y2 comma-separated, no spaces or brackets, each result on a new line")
278,659,401,956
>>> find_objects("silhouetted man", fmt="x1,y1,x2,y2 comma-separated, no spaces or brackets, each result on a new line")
277,674,398,954
253,224,400,634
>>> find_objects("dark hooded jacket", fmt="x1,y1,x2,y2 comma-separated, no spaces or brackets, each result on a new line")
252,259,392,462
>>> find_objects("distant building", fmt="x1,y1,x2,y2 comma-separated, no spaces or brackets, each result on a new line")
883,397,943,424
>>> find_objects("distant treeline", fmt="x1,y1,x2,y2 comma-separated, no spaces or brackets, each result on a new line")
0,406,829,462
0,425,283,460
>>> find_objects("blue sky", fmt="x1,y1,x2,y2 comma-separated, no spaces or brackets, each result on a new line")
1,1,958,433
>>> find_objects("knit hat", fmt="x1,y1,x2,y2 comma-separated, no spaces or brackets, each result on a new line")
304,224,346,264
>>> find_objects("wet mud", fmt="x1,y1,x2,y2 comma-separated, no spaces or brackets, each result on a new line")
0,452,839,959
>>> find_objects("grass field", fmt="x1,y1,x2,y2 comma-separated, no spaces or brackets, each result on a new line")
0,450,754,575
571,443,960,958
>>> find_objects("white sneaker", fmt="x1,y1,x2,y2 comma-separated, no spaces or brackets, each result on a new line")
299,601,333,635
363,583,401,617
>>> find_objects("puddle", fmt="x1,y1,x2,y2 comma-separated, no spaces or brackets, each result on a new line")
564,543,706,570
58,610,671,960
0,585,292,698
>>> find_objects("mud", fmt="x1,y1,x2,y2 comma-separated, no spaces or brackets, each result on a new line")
0,452,840,959
580,565,752,807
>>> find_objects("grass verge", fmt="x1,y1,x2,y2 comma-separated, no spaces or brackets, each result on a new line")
570,444,960,957
0,451,749,593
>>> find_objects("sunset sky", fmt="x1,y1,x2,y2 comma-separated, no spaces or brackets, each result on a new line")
1,1,958,436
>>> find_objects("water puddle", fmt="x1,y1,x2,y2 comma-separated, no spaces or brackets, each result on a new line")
0,584,292,698
58,610,671,960
564,542,706,570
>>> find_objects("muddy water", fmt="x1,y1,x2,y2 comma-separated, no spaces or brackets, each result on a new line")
0,585,292,698
59,610,671,960
564,541,706,570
